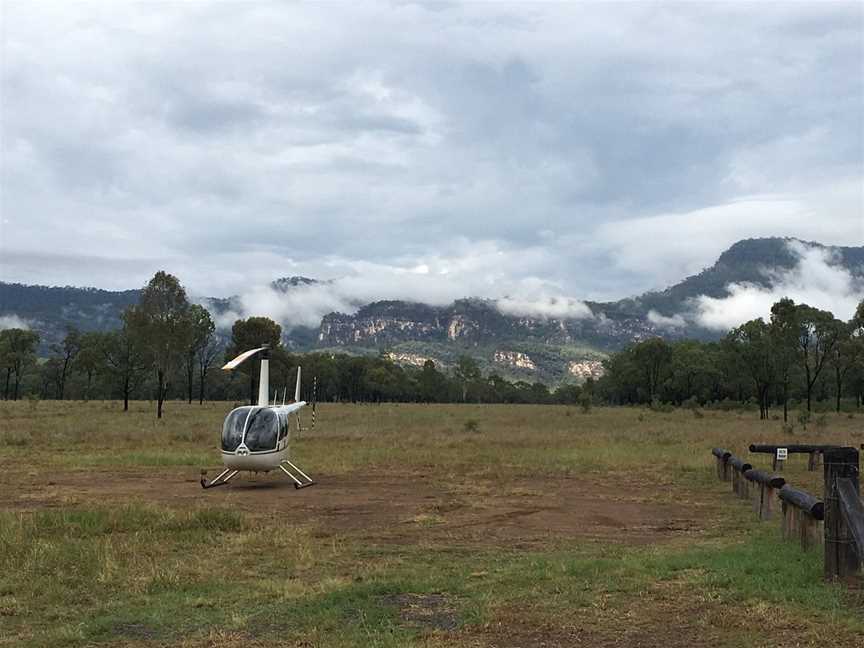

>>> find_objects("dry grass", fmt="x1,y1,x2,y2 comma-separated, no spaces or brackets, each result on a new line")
1,400,862,647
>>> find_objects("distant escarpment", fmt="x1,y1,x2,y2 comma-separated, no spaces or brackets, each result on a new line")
317,298,670,350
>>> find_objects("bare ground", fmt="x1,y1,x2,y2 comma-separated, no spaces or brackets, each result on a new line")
3,467,713,548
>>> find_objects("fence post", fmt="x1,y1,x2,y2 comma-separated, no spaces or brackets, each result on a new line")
824,447,860,580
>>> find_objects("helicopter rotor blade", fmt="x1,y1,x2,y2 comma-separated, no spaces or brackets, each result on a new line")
222,347,267,371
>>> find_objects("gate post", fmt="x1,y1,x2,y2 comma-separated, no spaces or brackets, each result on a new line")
824,447,860,580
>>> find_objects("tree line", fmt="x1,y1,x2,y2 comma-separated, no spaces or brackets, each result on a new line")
596,298,864,419
0,271,582,414
2,270,862,419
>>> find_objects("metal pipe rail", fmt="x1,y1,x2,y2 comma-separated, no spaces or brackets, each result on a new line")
749,444,840,454
728,456,752,473
779,485,824,520
712,448,732,461
743,469,785,489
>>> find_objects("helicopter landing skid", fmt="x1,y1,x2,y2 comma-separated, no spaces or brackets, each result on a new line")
279,459,315,489
200,468,239,489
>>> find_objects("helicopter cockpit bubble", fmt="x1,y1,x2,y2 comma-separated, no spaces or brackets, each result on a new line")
221,406,281,453
244,409,279,451
221,406,250,452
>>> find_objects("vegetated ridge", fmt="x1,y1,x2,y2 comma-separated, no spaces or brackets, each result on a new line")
2,237,861,384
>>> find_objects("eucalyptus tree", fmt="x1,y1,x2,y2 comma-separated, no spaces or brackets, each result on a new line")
726,319,775,420
830,299,864,412
76,332,106,401
183,304,216,404
226,316,282,404
769,298,800,421
631,337,672,403
103,310,149,411
50,325,81,400
0,328,40,401
796,304,841,412
127,271,192,418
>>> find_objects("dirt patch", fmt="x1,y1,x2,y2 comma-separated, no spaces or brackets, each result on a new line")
1,468,712,548
383,593,460,631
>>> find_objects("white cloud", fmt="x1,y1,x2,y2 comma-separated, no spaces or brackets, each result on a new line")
496,295,593,320
692,241,863,330
0,315,31,331
592,187,864,294
0,2,861,301
647,310,686,330
201,242,594,329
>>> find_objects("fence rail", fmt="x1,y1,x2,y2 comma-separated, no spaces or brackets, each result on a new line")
710,446,862,581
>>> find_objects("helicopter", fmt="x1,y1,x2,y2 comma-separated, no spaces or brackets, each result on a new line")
200,344,315,490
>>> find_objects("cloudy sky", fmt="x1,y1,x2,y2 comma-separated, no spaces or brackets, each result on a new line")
1,2,862,313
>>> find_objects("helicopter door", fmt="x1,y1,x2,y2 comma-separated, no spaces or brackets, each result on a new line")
277,411,289,450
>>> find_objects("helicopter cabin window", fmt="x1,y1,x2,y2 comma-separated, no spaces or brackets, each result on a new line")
244,408,278,452
277,411,289,441
221,407,251,452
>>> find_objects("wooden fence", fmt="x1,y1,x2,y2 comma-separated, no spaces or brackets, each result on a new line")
711,446,862,581
748,444,839,472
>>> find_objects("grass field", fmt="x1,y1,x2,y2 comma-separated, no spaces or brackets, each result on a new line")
1,400,863,647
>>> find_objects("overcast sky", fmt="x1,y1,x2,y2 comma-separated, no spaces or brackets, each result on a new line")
1,1,862,306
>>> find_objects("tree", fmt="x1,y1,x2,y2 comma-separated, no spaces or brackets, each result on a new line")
183,304,216,404
127,271,192,418
631,338,672,403
418,359,448,403
769,298,800,422
830,300,864,413
75,332,107,401
226,316,282,404
455,355,482,402
726,319,774,420
103,310,149,411
796,304,841,412
0,328,40,401
0,331,11,400
50,326,81,400
195,324,220,405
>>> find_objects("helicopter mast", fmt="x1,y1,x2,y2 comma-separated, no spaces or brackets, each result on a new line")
257,344,270,407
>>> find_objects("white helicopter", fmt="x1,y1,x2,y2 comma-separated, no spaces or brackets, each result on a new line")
200,344,315,490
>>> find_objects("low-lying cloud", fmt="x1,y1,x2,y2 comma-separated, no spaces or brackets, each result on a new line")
0,315,31,331
201,247,595,330
692,241,863,330
496,295,593,320
647,310,686,330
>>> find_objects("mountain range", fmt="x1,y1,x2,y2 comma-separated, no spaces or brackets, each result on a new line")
2,237,862,384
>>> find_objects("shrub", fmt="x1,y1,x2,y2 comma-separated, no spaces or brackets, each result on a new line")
0,430,32,447
578,392,592,414
463,419,480,433
692,408,705,419
649,398,674,413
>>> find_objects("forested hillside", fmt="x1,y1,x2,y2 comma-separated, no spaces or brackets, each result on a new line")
1,238,862,384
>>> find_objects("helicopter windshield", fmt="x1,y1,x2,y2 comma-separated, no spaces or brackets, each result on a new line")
221,407,251,452
243,408,278,452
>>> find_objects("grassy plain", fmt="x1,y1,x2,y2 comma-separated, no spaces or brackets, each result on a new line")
0,400,862,647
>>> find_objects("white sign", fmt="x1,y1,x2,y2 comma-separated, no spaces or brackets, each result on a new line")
776,448,788,461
